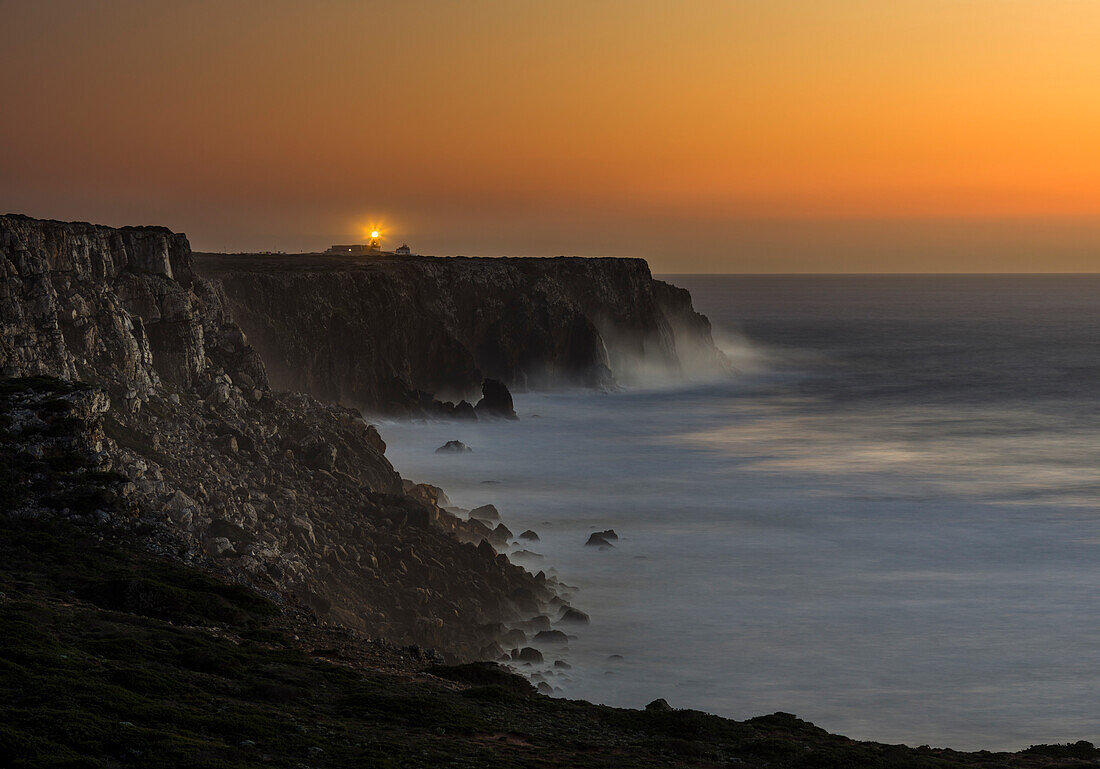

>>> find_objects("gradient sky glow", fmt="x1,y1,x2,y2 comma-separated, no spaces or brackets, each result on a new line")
2,0,1100,272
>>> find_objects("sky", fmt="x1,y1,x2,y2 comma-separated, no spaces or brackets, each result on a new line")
2,0,1100,272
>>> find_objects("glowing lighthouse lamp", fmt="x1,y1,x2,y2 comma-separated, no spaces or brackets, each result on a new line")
368,229,382,252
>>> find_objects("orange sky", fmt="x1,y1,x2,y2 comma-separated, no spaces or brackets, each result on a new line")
2,0,1099,272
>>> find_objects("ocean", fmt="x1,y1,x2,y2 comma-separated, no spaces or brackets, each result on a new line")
377,274,1100,751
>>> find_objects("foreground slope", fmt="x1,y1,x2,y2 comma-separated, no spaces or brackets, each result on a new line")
3,513,1097,769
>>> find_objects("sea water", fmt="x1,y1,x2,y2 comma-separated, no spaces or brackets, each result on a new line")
377,275,1100,750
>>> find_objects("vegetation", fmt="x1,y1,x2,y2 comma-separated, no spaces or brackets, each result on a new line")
1,518,1099,768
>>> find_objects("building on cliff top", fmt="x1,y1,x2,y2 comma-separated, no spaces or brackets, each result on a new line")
326,244,378,255
325,242,415,256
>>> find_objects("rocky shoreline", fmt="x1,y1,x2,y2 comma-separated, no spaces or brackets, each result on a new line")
3,507,1098,767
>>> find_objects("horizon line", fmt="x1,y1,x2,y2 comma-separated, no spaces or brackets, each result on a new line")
655,271,1100,277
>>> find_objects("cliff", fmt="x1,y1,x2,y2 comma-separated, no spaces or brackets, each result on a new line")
0,214,555,657
0,214,262,394
196,252,729,414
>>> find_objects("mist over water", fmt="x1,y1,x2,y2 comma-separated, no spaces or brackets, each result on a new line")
377,275,1100,751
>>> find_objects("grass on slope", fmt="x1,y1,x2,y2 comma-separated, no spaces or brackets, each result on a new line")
3,519,1099,769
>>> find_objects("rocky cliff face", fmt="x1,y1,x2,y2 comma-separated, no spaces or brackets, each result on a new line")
0,215,555,658
0,215,255,393
197,252,729,414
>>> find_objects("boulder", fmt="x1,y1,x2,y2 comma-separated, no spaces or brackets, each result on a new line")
585,533,614,548
532,630,569,645
558,607,590,625
469,503,500,521
512,646,543,663
435,440,471,453
646,698,673,712
403,481,452,509
489,522,512,547
474,378,518,420
517,529,539,541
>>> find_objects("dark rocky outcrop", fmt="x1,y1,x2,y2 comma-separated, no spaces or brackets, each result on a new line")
489,523,513,547
512,646,544,663
475,377,518,419
586,533,615,548
559,607,591,625
469,503,500,521
532,629,569,645
196,251,729,415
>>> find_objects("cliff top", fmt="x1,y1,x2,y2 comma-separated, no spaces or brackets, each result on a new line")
194,251,653,275
2,212,177,236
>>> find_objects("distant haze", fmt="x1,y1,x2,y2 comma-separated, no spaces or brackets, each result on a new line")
2,1,1099,273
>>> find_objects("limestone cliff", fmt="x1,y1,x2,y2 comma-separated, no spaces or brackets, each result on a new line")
197,252,729,414
0,214,264,396
0,214,553,658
